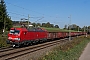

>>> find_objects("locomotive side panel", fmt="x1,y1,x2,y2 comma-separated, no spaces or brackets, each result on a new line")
20,31,47,44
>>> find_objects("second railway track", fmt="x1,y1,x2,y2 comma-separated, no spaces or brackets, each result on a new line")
0,38,69,60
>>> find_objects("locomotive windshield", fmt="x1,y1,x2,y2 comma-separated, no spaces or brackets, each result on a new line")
9,30,20,34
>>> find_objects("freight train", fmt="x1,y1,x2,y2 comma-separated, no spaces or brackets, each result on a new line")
6,27,86,47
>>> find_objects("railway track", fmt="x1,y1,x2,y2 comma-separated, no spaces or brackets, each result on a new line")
0,47,15,52
0,38,68,60
0,46,12,50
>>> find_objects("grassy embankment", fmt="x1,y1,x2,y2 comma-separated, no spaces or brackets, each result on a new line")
39,35,90,60
42,27,79,32
0,35,8,47
0,31,10,47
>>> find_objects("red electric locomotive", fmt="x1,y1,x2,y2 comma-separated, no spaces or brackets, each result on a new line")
7,27,47,47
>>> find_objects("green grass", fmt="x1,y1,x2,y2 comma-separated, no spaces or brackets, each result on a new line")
39,36,90,60
13,26,21,28
0,35,10,47
41,27,79,32
0,31,9,47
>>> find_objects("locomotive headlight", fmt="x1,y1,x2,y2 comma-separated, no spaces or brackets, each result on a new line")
14,38,20,41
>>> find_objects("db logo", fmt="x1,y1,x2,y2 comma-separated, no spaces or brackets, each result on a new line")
8,37,12,39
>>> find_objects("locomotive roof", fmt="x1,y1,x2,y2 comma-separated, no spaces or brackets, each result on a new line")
10,28,28,31
10,27,46,32
27,27,46,32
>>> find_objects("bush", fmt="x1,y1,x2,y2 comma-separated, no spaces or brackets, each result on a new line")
0,35,10,47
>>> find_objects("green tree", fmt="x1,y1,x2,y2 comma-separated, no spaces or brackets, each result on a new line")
0,0,12,32
50,24,54,28
42,23,46,27
64,25,67,29
55,25,59,28
82,26,88,32
68,24,81,31
88,26,90,29
37,23,41,27
0,0,6,30
6,17,13,30
32,23,36,27
46,22,50,27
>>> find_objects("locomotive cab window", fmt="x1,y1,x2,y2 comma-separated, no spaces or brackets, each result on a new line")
9,30,20,34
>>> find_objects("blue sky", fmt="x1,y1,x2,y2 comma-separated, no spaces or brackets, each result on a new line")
5,0,90,28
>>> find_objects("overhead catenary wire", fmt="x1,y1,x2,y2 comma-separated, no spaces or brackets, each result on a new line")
8,11,44,20
34,17,44,23
6,1,65,24
8,11,27,17
6,1,66,26
6,2,45,16
5,2,45,22
6,2,56,18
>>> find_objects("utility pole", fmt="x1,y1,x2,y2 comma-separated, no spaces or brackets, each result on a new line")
78,26,79,32
77,26,79,37
3,16,5,36
21,14,30,28
84,26,85,32
28,14,30,28
68,15,71,41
